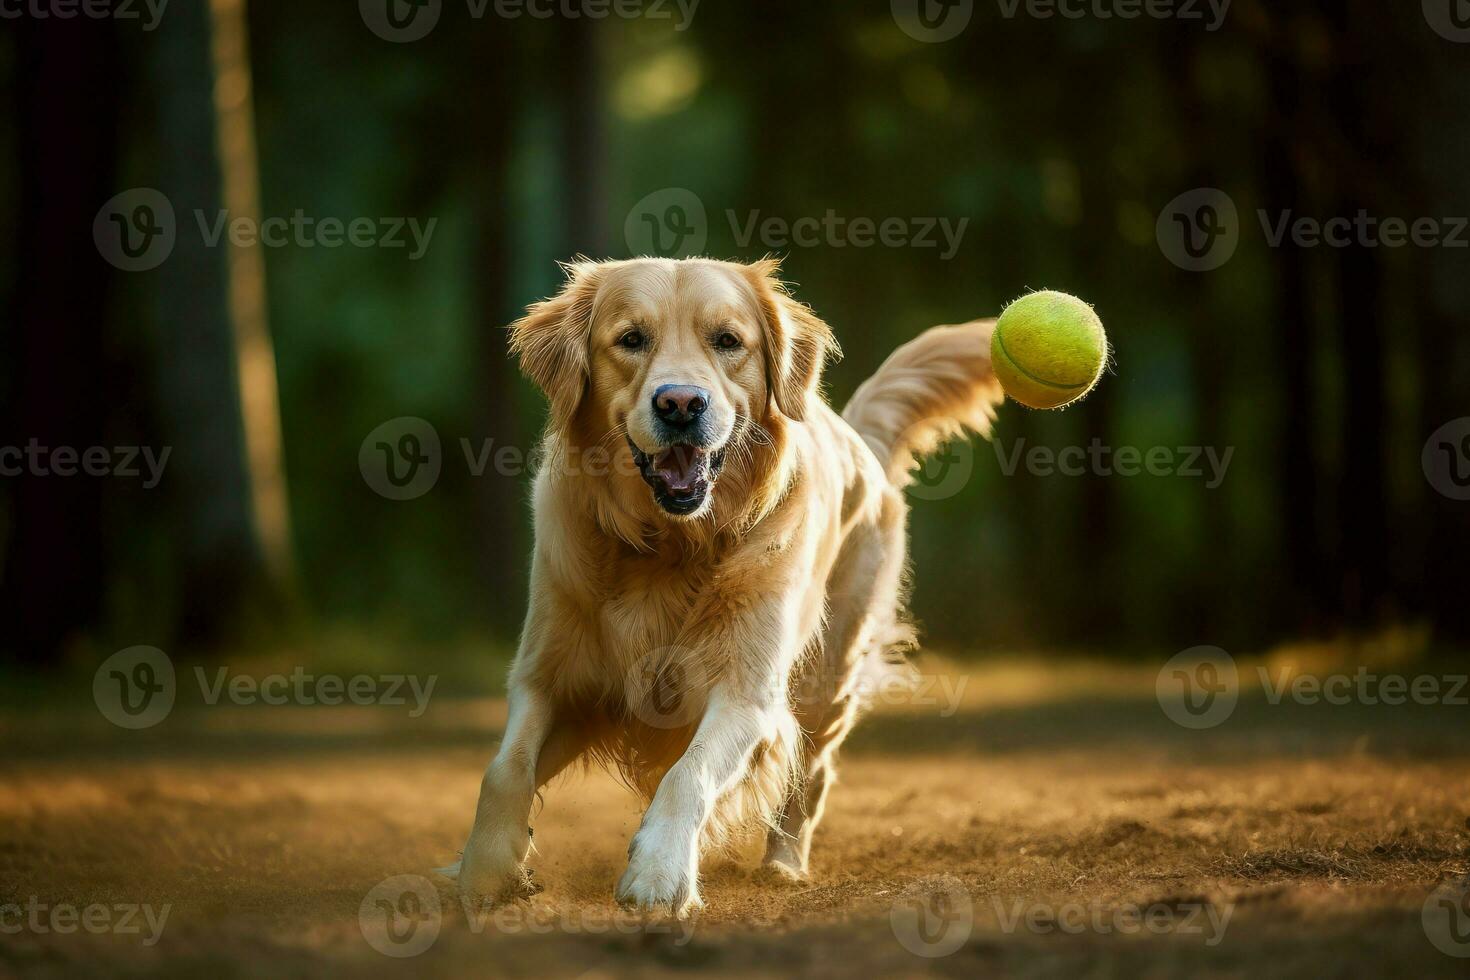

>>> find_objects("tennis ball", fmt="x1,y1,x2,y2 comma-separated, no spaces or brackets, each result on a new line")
991,290,1108,410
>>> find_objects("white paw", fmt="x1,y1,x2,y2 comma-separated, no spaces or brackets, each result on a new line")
451,828,540,906
615,824,702,917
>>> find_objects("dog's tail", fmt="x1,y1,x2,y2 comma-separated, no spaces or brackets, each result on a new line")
841,319,1006,487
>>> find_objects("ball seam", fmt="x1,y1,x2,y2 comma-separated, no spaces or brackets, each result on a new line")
994,327,1093,391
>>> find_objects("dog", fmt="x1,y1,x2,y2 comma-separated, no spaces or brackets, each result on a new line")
444,256,1004,916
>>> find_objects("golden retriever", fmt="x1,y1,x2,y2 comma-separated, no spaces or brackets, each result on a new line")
444,256,1004,916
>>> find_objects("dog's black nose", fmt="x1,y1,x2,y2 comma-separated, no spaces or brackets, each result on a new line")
652,385,710,427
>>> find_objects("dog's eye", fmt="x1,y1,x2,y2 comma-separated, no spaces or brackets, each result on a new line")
618,330,645,351
715,332,741,351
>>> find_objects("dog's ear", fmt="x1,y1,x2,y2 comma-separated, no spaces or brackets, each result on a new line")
744,258,840,423
508,261,601,425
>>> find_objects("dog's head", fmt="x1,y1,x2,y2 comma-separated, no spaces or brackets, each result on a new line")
510,257,836,520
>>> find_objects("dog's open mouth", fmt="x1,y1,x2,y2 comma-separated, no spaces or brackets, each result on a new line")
627,437,726,516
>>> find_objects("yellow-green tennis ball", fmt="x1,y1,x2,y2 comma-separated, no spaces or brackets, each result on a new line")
991,290,1108,410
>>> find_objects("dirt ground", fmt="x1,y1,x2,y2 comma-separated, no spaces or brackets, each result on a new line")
2,654,1468,978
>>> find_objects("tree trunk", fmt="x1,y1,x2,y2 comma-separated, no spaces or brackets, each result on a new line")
1325,3,1392,629
208,0,295,592
557,15,609,258
466,27,529,634
152,0,273,644
1263,18,1327,636
1,19,119,664
1412,21,1470,648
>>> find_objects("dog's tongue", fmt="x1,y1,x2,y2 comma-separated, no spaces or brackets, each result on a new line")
654,445,705,492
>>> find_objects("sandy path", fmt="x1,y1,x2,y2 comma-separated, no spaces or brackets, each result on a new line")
2,658,1468,977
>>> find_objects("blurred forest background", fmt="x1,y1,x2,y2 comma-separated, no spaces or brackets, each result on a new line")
3,0,1469,674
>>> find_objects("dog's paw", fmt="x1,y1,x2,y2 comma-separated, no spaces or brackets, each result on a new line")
615,828,702,917
453,832,541,907
759,836,808,883
458,858,542,907
755,858,807,885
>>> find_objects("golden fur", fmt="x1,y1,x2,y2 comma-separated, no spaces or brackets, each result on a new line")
445,257,1005,915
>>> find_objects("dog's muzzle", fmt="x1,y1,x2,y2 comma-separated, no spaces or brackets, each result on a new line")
627,436,727,516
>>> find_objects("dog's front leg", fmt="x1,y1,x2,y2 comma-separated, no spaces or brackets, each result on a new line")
453,681,581,904
615,683,787,916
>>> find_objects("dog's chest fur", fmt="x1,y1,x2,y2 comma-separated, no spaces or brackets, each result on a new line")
595,542,713,655
535,528,733,705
